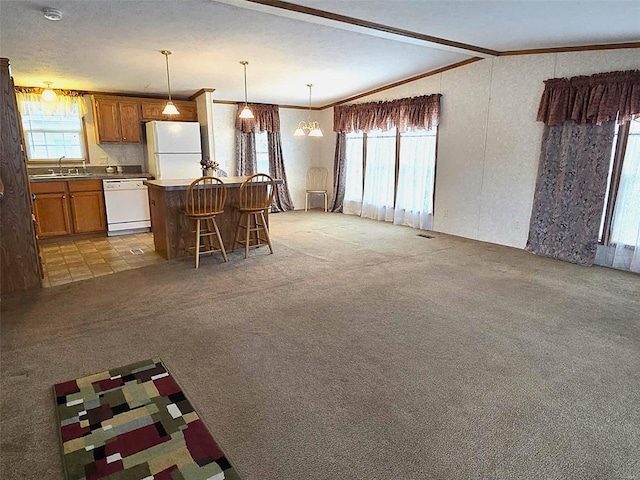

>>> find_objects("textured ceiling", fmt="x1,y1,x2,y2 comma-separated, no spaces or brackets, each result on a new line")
0,0,638,107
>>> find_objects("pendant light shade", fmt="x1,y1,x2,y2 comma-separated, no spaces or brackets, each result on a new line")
160,50,179,116
162,102,179,115
294,84,323,137
239,61,254,119
41,81,57,102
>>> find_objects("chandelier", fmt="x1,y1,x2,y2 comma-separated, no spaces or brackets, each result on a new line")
294,84,323,137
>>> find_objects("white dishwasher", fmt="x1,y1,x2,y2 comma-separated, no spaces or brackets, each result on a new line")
103,178,151,236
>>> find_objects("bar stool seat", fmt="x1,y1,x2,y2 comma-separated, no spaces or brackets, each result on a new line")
232,173,276,259
184,176,228,268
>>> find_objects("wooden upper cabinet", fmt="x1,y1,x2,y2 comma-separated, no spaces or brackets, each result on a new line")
176,103,198,122
140,101,166,121
93,97,121,142
93,95,198,144
92,96,142,144
118,101,142,143
140,99,198,122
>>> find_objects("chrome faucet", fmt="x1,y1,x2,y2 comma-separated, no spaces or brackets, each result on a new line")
58,155,66,174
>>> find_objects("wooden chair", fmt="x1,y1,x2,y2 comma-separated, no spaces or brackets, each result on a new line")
184,176,228,268
232,173,276,259
305,166,328,212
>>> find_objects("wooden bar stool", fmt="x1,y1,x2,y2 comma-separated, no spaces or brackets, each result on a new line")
184,176,228,268
232,173,276,259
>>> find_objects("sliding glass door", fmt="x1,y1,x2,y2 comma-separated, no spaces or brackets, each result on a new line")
343,132,364,216
343,127,438,230
362,129,397,222
598,117,640,272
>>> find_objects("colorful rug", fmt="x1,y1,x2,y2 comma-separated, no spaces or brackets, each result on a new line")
54,358,240,480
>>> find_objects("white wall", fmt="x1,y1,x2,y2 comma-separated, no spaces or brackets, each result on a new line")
335,48,640,248
210,103,335,210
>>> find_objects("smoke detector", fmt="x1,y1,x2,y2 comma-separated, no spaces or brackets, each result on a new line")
43,8,62,21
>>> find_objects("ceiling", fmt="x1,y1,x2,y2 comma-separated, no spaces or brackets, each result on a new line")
1,0,638,108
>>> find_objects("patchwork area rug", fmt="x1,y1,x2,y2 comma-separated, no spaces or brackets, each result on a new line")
54,358,240,480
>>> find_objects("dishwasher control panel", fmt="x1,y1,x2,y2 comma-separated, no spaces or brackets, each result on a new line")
103,179,147,190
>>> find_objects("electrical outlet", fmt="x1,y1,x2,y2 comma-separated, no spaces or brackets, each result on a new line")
99,156,108,165
443,208,449,218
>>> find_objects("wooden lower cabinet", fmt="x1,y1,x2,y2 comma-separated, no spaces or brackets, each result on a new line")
31,180,106,237
33,191,72,236
70,191,106,233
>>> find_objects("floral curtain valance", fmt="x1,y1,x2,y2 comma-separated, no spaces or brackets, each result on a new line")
537,70,640,126
15,86,88,117
333,94,441,133
235,103,281,133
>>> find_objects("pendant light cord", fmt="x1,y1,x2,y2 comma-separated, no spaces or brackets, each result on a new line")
243,61,249,107
307,83,313,121
164,52,173,102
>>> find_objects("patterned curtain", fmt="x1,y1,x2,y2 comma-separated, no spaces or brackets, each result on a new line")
234,103,294,211
234,130,256,176
537,70,640,126
330,133,347,212
526,120,615,265
334,94,441,133
268,131,294,212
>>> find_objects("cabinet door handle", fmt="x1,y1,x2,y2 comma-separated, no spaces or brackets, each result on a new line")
71,194,75,198
62,195,66,199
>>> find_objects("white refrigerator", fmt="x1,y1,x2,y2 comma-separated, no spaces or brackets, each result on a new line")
146,121,202,179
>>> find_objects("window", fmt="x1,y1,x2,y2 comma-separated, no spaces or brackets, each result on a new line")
362,129,397,221
396,129,438,229
255,131,270,174
600,118,640,246
343,127,438,230
20,100,86,163
343,132,364,216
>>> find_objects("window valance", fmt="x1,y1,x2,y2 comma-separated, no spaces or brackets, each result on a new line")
235,103,281,133
537,70,640,126
333,94,441,133
14,86,88,117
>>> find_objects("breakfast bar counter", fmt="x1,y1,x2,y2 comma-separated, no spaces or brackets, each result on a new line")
145,176,280,260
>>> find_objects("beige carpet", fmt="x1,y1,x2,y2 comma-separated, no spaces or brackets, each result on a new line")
2,211,639,479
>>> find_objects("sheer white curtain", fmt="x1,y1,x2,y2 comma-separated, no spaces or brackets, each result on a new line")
609,118,640,272
394,129,437,230
362,129,396,222
343,132,364,216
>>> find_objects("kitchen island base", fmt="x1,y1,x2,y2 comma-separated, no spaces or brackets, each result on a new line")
145,177,274,260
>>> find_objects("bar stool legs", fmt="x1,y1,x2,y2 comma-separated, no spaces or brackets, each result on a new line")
232,210,274,259
190,216,227,268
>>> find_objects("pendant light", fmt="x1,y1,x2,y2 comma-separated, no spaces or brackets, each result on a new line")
294,84,323,137
160,50,179,115
238,61,254,119
41,81,57,102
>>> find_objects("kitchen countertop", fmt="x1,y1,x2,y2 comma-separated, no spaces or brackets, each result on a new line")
145,176,283,191
29,173,154,182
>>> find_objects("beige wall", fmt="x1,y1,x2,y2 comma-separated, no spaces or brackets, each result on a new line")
333,48,640,248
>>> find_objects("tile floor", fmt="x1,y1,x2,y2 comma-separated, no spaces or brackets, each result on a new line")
40,232,165,288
